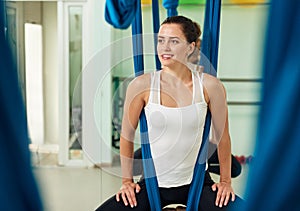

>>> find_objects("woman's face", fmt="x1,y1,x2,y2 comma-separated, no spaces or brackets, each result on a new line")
157,23,194,68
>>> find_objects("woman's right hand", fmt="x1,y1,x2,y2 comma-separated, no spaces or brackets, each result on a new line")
116,181,141,208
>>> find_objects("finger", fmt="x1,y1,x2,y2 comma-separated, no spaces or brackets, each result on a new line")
136,184,141,193
211,184,217,192
231,192,236,202
218,191,226,208
128,188,137,207
116,192,120,202
215,189,221,206
121,191,129,206
223,192,231,206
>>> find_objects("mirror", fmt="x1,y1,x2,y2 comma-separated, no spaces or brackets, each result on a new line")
68,6,83,160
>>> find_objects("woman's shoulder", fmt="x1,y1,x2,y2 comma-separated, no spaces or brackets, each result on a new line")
127,72,152,92
202,72,219,82
203,73,223,87
202,73,226,95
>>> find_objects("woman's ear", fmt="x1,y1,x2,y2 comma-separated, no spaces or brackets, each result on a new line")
187,42,196,57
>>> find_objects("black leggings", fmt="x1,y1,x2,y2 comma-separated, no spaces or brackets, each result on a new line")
95,172,244,211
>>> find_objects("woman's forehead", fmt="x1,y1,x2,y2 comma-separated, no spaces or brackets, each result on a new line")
158,23,186,40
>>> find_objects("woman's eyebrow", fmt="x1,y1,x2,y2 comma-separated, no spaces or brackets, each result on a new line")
158,36,180,39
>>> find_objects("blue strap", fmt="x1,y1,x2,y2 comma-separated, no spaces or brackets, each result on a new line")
186,1,222,210
0,1,6,37
162,0,179,17
139,111,161,211
242,0,300,210
200,0,222,76
105,0,138,29
0,4,43,210
186,112,211,210
152,0,161,70
132,0,144,76
132,1,161,210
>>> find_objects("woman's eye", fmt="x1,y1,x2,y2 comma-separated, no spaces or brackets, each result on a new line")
171,40,179,44
158,39,164,44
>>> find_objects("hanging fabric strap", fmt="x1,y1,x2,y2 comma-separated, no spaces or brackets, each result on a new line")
0,3,43,210
186,114,211,210
162,0,179,17
139,111,161,211
131,1,161,210
131,0,144,76
200,0,222,76
152,0,161,70
186,1,222,210
242,0,300,210
105,0,138,29
0,1,6,38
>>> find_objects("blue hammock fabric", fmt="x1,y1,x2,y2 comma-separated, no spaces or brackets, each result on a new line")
200,0,221,76
131,0,144,77
162,0,179,17
0,4,43,211
105,0,138,29
139,111,162,211
151,0,161,70
241,1,300,210
186,112,211,210
132,1,162,210
185,1,222,210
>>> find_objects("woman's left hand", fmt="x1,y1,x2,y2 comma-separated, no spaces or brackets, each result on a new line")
211,182,235,208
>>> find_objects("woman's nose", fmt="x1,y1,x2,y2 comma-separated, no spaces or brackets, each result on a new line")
162,41,171,50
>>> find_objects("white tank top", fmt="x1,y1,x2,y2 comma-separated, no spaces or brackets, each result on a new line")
144,70,208,187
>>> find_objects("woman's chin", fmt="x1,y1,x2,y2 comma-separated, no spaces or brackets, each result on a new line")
160,59,174,67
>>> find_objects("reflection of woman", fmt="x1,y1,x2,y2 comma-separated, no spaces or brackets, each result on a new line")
96,15,243,210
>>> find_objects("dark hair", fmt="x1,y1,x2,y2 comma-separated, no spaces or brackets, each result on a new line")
161,15,201,44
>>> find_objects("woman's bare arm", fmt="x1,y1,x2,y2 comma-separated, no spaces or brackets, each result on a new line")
116,74,150,207
203,74,235,207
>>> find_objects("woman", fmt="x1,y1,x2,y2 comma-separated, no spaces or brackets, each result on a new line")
96,15,242,210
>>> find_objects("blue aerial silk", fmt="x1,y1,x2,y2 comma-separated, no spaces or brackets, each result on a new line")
200,0,221,76
152,0,161,70
186,1,222,210
132,1,161,210
105,0,222,209
162,0,179,17
105,0,138,29
0,4,43,211
241,1,300,210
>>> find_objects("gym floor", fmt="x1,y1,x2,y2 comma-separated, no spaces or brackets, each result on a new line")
33,152,249,211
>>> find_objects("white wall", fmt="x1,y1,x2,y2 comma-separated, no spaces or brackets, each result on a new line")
23,1,41,24
24,23,44,145
219,5,268,156
43,2,58,145
12,1,59,146
82,0,113,164
22,2,45,145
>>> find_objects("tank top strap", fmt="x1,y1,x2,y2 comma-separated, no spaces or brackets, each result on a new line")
192,71,196,104
148,71,160,104
194,71,206,103
156,71,161,104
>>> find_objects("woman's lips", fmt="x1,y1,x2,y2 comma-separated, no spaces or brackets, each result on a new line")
161,54,173,60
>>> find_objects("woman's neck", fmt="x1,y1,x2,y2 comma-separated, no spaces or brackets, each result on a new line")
161,64,192,83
